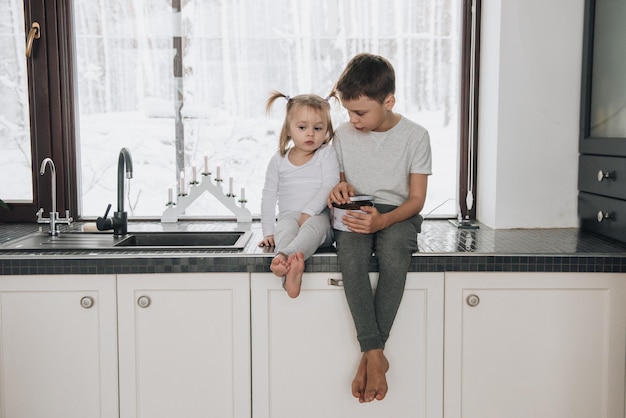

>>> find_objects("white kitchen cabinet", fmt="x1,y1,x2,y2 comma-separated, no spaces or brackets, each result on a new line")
0,275,118,418
444,272,626,418
251,272,444,418
117,273,250,418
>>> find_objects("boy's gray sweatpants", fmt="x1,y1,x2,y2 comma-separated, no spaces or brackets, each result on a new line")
275,209,334,260
335,204,422,352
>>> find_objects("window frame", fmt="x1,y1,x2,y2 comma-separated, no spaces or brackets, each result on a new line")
11,0,479,223
458,0,480,220
3,0,78,222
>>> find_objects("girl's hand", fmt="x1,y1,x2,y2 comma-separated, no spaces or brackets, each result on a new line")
327,181,355,207
258,235,275,247
342,205,387,234
298,213,311,227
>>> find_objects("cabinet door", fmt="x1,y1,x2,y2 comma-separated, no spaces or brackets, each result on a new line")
0,275,118,418
117,273,250,418
251,272,444,418
444,272,626,418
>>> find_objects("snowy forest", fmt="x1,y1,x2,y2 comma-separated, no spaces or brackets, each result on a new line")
1,0,461,218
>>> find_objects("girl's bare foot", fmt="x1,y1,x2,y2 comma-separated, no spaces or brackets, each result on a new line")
270,253,289,277
363,349,389,402
352,353,368,402
284,252,304,298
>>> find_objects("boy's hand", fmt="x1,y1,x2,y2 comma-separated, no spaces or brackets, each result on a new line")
258,235,275,247
343,206,387,234
327,181,355,206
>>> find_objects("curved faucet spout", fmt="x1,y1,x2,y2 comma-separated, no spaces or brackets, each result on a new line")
38,157,71,235
97,147,133,236
39,158,56,216
117,148,133,213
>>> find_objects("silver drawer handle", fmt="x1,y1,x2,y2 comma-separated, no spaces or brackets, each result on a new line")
137,296,151,308
597,211,612,223
597,170,614,182
328,278,344,287
80,296,94,309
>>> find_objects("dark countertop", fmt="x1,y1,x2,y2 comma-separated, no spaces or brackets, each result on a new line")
1,220,625,275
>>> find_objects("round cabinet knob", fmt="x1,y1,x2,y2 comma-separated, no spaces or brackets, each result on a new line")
80,296,94,309
466,294,480,307
597,170,614,182
137,296,151,308
597,211,611,223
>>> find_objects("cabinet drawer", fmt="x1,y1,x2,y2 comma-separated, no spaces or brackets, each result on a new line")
578,155,626,199
578,192,626,243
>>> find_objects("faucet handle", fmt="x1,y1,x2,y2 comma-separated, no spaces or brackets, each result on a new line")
103,203,112,218
96,204,113,232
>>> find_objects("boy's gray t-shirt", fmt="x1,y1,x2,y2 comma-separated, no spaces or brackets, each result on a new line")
333,116,432,207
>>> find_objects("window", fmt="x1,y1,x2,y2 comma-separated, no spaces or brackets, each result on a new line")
0,1,33,202
2,0,473,222
0,0,73,222
74,0,463,218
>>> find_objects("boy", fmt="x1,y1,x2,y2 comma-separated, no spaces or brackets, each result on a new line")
328,53,432,403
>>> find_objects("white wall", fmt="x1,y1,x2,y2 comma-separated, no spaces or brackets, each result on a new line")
477,0,584,228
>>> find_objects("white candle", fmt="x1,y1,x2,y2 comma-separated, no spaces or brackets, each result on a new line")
179,170,185,194
204,154,208,173
216,166,221,179
192,165,197,183
241,188,245,200
168,187,173,202
229,177,234,195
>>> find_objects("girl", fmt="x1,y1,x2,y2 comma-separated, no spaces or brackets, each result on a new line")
259,91,339,298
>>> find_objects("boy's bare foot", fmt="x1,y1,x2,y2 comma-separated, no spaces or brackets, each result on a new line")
352,353,368,402
352,349,389,403
363,349,389,402
284,252,304,298
270,253,289,277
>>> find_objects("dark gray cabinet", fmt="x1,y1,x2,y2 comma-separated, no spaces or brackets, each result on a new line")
578,0,626,243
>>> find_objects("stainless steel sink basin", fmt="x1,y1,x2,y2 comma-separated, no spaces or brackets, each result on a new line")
114,231,251,250
2,230,252,251
2,232,123,250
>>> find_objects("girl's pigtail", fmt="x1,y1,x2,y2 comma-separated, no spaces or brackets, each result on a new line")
267,90,292,157
266,90,289,114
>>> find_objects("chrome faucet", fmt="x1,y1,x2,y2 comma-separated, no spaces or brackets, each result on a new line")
96,148,133,236
37,157,73,235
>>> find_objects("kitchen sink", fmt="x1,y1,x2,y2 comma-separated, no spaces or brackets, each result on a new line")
2,232,123,250
2,230,252,251
114,231,251,250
